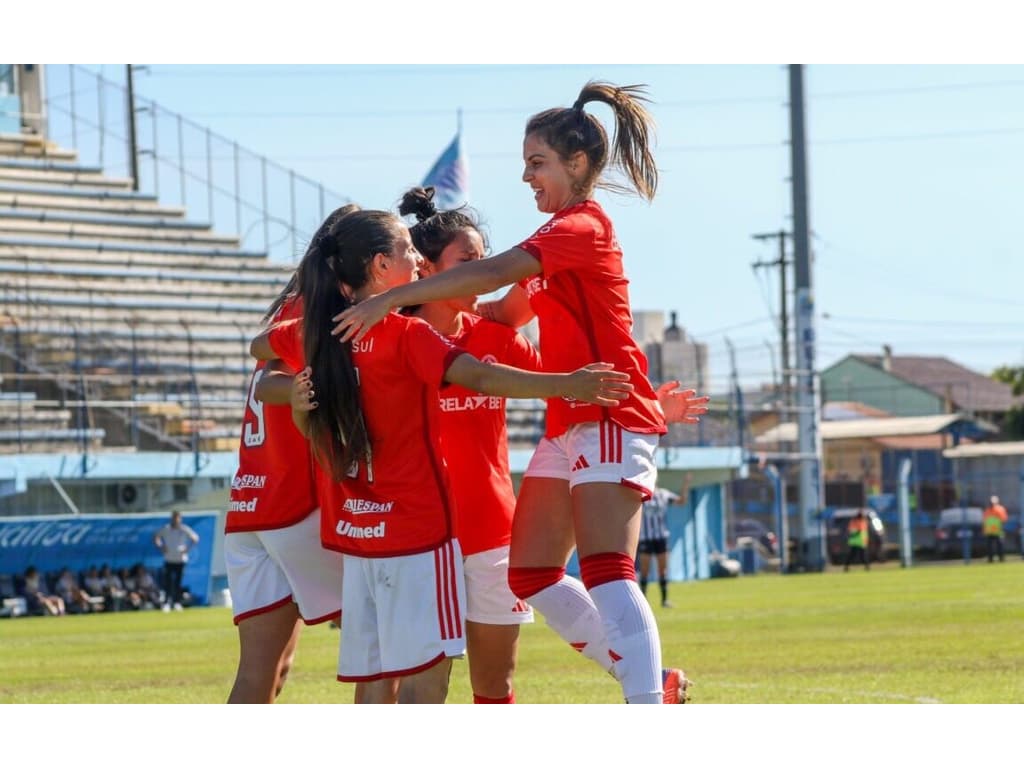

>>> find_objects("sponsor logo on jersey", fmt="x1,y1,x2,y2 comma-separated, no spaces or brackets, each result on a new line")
524,276,547,298
439,395,503,412
228,498,258,513
342,498,395,515
352,338,374,354
231,473,266,490
335,521,387,539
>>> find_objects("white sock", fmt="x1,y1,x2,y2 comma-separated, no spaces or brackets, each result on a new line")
527,576,616,676
588,578,662,703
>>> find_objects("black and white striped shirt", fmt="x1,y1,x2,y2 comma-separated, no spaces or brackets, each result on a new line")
640,487,678,543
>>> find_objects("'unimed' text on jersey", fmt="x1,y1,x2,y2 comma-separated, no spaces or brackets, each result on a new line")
517,199,666,439
270,312,464,557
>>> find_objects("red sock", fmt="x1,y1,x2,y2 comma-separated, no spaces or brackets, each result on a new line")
475,696,516,708
508,566,565,599
579,552,636,590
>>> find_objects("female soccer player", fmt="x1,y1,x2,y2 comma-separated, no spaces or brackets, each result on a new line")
400,185,540,703
332,81,692,703
223,206,355,704
251,207,633,703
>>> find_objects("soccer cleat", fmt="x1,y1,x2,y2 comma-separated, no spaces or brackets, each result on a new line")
662,667,692,704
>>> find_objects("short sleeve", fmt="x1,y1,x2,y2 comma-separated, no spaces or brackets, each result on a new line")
517,210,598,275
268,318,305,371
402,316,466,387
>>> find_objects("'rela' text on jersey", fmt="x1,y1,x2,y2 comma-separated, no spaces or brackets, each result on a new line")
437,313,541,557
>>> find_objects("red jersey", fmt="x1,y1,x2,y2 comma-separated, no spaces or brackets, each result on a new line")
517,199,666,439
438,314,542,556
270,312,464,557
226,300,317,534
260,313,350,553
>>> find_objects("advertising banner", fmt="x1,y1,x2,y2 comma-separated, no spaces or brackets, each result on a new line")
0,512,218,605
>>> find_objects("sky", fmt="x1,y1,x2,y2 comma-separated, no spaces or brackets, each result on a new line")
7,0,1021,748
10,3,1024,400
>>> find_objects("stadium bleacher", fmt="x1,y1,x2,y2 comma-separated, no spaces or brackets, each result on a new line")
0,131,292,453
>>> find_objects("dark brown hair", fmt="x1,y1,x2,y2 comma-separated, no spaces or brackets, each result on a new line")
262,203,362,324
297,209,404,480
526,80,658,201
398,186,487,265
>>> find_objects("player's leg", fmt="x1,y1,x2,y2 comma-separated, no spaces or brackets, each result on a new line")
467,622,520,702
228,602,302,703
464,546,531,703
398,658,454,704
573,480,663,703
655,547,671,607
637,550,651,595
509,476,618,677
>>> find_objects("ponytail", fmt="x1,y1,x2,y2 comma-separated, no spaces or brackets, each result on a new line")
526,80,658,201
263,202,362,324
294,209,401,481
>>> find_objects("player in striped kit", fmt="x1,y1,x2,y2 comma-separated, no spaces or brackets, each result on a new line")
332,81,702,703
638,486,682,608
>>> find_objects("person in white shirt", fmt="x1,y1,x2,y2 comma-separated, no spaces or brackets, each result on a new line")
153,511,199,611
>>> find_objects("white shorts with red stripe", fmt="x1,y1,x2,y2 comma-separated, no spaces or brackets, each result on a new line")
464,545,534,626
524,421,658,500
225,508,344,626
337,538,467,683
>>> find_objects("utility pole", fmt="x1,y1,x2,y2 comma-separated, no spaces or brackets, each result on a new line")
126,65,139,191
751,230,791,409
789,64,825,571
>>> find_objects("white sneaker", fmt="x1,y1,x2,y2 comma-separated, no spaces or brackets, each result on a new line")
173,602,183,612
161,603,171,613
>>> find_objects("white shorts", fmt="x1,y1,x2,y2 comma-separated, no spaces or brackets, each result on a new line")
524,421,659,499
464,545,534,626
337,539,467,683
225,509,344,626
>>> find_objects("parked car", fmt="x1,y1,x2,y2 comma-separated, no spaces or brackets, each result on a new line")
934,506,985,559
826,507,886,565
733,518,779,556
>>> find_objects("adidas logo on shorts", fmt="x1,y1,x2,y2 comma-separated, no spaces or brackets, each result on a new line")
571,455,590,472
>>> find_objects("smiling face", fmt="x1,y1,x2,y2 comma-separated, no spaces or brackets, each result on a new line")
522,132,587,214
376,224,424,291
419,227,485,312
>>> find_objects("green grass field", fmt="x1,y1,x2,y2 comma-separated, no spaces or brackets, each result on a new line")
2,560,1021,704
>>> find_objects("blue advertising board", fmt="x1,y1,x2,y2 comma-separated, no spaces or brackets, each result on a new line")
0,512,218,604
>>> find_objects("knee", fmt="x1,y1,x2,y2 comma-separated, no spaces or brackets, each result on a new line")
507,566,565,600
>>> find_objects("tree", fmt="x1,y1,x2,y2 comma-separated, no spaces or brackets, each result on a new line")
992,365,1024,396
992,365,1024,438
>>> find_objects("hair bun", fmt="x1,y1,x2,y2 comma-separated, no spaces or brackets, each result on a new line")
399,186,438,222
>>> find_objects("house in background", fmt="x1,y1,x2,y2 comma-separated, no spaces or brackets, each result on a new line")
821,347,1023,431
